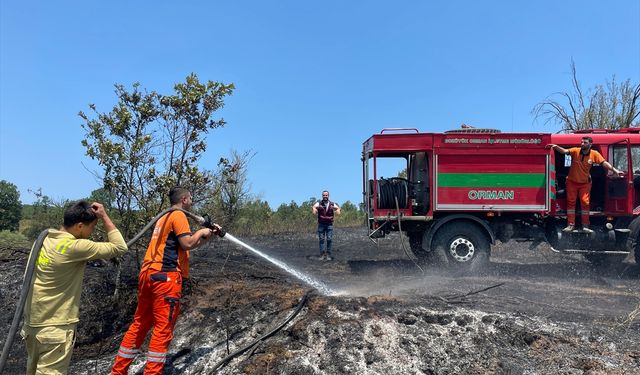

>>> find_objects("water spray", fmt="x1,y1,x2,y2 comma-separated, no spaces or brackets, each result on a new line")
221,233,337,295
197,213,337,294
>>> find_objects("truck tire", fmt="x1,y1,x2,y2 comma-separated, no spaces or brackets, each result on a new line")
408,231,446,265
432,222,490,272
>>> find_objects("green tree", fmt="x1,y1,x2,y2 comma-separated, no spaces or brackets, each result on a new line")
273,198,317,232
0,180,22,231
79,73,235,241
533,61,640,131
88,187,114,209
22,188,66,240
335,200,364,226
206,150,255,226
233,199,273,234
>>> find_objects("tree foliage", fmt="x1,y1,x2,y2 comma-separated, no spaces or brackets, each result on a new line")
0,180,22,231
334,200,362,225
204,150,256,227
232,199,273,234
79,73,235,240
22,188,66,240
88,187,114,209
273,198,318,232
533,61,640,131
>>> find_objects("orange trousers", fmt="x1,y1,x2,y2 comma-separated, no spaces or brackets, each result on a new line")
566,179,591,226
111,269,182,375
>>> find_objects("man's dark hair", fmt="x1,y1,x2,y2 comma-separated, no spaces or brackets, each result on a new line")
582,136,593,144
63,201,97,227
169,187,190,205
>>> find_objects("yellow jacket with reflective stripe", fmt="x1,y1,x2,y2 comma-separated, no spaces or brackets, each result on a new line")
23,228,127,327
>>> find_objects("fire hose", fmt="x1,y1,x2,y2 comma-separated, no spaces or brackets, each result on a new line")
209,291,310,374
0,207,223,374
395,197,424,273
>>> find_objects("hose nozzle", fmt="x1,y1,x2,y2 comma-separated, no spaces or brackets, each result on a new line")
202,214,226,237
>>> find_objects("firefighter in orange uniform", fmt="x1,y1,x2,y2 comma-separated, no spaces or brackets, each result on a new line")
111,187,221,374
548,137,621,233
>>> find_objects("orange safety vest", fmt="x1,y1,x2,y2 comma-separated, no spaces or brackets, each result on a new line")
141,211,192,278
566,147,605,184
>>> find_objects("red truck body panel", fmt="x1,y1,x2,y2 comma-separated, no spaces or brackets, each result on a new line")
364,131,552,215
434,133,551,212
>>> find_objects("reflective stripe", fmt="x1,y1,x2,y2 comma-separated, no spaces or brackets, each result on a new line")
119,346,140,354
37,250,50,267
566,210,576,214
56,238,73,254
117,351,138,359
55,239,69,252
117,346,140,359
147,351,166,363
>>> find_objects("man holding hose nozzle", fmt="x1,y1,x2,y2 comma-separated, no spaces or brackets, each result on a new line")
312,190,341,261
22,201,127,375
111,187,222,375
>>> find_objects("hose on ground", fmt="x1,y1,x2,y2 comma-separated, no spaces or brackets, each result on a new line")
395,197,424,273
209,291,310,374
0,207,208,374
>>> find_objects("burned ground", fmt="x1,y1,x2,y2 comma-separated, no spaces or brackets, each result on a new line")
1,227,639,374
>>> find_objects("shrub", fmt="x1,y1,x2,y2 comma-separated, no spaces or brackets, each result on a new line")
0,230,31,251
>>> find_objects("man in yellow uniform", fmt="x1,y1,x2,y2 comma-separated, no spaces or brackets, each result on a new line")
22,201,128,374
548,137,621,233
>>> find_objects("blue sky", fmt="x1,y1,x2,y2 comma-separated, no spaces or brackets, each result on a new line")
1,1,639,208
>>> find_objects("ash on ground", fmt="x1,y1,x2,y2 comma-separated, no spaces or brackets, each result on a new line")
1,227,639,374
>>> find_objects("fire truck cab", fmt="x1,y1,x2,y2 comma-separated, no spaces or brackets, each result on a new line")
362,127,640,272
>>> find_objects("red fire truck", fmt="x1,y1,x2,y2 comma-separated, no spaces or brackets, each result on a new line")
362,127,640,271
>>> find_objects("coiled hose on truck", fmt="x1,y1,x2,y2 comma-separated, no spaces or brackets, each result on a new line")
376,178,408,209
0,207,210,373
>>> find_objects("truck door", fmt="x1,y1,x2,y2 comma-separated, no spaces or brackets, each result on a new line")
606,141,634,215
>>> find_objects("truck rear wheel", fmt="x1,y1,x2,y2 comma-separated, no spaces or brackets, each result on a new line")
408,232,439,265
432,222,490,272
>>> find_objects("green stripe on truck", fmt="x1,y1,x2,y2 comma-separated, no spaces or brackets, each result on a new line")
438,173,546,188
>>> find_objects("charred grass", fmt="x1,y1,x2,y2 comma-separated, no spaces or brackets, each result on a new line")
1,227,639,374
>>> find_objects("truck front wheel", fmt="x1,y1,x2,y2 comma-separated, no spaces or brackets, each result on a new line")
432,222,490,272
